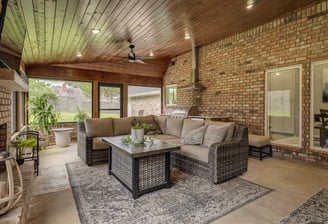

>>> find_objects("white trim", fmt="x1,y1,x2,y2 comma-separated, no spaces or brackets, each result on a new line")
310,59,328,150
265,64,302,147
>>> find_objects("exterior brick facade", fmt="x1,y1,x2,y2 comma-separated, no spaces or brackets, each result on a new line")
0,88,11,151
164,1,328,165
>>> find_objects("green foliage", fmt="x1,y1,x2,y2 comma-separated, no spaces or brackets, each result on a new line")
131,122,152,129
73,107,90,122
10,137,37,159
28,93,60,136
65,81,92,98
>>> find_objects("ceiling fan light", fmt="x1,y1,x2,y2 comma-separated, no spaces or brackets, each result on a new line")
128,52,136,61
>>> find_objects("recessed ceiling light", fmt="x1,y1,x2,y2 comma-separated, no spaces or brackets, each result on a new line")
92,29,100,34
246,0,254,9
76,52,82,57
275,72,281,76
184,33,190,40
246,4,253,9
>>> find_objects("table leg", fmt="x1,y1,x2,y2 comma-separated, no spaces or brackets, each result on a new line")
165,152,171,188
132,158,139,199
108,147,112,175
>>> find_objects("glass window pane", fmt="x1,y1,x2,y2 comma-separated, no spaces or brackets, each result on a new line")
312,61,328,149
165,85,177,105
99,84,122,118
28,78,92,122
128,86,161,116
266,66,301,146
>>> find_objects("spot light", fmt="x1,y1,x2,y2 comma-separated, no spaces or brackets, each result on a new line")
246,0,254,10
149,50,154,57
92,29,100,34
184,32,191,40
76,52,82,57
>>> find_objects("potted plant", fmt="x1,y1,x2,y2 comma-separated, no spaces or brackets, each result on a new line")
74,107,90,122
10,136,37,165
131,123,152,143
28,93,60,146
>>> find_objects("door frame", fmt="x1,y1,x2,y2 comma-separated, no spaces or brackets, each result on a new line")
265,64,302,146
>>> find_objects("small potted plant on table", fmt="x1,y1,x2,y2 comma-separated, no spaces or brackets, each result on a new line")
130,122,152,143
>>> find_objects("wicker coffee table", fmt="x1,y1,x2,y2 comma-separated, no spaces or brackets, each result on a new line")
102,136,180,199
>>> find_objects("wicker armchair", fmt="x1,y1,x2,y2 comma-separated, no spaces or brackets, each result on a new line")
171,126,249,183
77,122,109,166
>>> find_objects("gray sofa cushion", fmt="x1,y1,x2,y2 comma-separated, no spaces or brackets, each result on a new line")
181,119,205,138
176,145,209,163
85,118,113,137
165,117,184,137
203,125,227,147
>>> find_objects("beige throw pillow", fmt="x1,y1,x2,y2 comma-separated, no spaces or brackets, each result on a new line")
181,119,205,138
84,118,113,137
203,125,228,147
184,125,208,145
165,117,184,137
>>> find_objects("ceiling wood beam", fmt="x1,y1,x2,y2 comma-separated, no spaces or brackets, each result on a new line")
25,64,163,87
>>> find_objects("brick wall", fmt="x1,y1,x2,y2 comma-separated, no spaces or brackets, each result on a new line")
0,88,11,151
164,1,328,165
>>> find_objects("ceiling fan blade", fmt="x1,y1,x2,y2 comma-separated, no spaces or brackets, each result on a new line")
135,59,145,64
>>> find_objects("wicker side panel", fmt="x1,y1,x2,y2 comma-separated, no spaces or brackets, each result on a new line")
112,148,133,189
139,154,166,191
77,122,108,166
209,126,249,184
171,152,209,179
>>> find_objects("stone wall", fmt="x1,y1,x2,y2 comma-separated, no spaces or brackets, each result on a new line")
163,1,328,165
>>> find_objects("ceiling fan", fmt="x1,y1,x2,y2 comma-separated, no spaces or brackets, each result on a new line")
128,44,146,64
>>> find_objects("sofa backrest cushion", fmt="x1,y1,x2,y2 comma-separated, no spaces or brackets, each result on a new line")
181,119,205,138
205,120,235,141
133,115,155,122
184,125,208,145
165,117,184,137
154,115,167,133
112,117,135,136
203,125,227,147
85,118,114,137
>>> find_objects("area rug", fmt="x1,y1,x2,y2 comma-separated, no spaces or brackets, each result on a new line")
280,189,328,224
66,161,272,224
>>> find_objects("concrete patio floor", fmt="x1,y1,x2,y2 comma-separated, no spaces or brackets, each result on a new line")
28,142,328,224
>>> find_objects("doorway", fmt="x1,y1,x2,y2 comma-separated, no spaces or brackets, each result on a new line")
265,65,301,146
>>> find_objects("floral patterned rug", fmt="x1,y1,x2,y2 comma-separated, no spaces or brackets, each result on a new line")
280,188,328,224
66,161,272,224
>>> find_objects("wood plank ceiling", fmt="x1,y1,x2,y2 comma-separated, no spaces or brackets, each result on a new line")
0,0,320,79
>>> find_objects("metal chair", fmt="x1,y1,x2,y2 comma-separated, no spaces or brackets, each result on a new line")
17,131,40,175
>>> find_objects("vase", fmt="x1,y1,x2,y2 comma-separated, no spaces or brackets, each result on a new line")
131,128,144,143
135,129,144,142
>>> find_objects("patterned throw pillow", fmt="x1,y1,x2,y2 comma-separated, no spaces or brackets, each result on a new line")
203,125,227,147
183,125,208,145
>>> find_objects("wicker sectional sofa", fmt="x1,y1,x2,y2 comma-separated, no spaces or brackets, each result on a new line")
77,115,249,183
